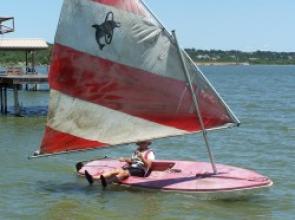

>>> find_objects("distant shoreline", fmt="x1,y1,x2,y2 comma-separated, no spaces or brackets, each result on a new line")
1,46,295,66
196,62,250,66
196,62,295,66
187,49,295,65
1,63,295,70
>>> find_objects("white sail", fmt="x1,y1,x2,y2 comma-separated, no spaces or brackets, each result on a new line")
37,0,239,155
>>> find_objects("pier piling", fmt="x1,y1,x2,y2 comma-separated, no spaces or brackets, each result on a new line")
13,85,20,116
4,86,7,113
0,86,3,113
0,86,8,114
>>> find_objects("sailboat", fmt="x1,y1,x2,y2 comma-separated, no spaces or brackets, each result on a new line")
33,0,272,197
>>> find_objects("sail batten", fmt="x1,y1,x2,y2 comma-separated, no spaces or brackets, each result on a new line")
37,0,239,156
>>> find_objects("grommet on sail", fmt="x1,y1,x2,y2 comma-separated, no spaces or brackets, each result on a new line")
36,0,239,156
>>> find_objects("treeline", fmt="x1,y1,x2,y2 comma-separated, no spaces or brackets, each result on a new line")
1,44,295,65
0,44,53,66
185,48,295,65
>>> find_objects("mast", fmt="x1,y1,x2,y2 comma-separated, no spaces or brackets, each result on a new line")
172,31,217,174
140,0,221,174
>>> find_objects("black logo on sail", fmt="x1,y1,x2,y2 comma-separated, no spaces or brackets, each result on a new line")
92,12,121,50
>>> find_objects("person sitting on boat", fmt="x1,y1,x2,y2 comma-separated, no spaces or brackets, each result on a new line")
84,140,155,187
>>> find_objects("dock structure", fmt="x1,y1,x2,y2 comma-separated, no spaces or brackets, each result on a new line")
0,38,49,72
0,74,48,115
0,38,49,115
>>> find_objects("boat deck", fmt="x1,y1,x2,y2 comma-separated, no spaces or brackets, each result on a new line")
78,159,273,198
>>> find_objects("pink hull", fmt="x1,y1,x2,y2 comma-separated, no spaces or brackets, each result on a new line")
78,159,272,192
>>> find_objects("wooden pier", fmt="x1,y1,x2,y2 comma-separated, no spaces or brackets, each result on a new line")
0,38,49,116
0,74,48,115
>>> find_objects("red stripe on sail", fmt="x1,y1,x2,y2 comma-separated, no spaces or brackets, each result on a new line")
91,0,148,17
49,43,233,132
40,126,107,154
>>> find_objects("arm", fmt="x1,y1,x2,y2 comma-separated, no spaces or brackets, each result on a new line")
138,153,153,169
119,157,132,164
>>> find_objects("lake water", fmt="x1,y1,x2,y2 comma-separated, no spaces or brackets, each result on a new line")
0,65,294,220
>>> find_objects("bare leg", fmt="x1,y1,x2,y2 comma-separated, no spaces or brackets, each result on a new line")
102,168,124,179
115,170,130,181
88,168,123,180
101,169,130,188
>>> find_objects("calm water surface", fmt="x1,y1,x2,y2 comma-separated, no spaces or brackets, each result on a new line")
0,65,294,220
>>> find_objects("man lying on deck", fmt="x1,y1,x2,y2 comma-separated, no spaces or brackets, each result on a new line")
85,141,155,188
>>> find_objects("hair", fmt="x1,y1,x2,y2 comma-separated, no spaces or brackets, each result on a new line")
136,141,151,146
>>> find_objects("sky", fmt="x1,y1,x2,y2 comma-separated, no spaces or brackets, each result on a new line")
1,0,295,52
